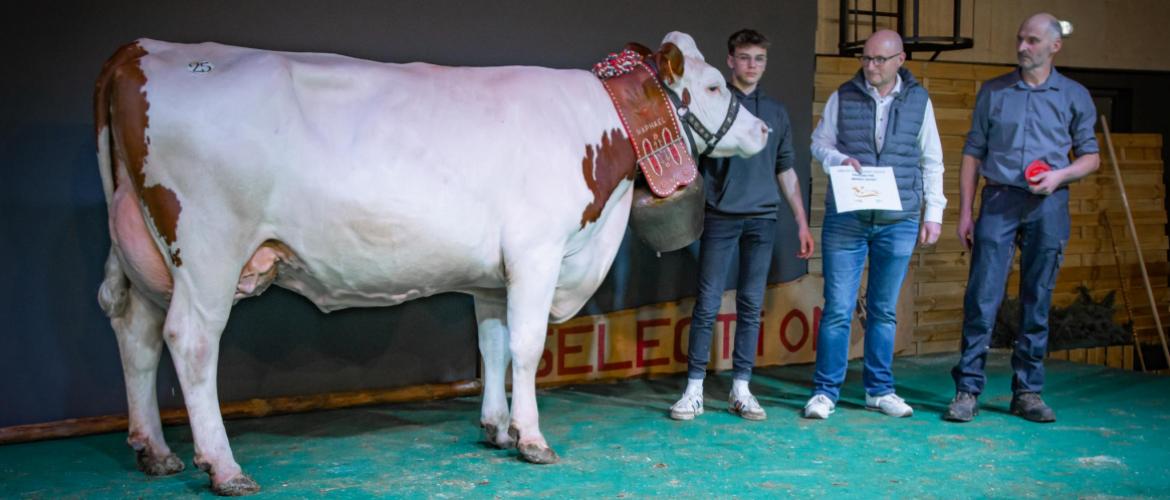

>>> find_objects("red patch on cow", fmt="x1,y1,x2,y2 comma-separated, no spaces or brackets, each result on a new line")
653,42,684,85
580,128,636,228
94,42,144,149
98,42,184,266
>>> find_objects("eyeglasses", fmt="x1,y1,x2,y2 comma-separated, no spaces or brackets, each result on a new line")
734,54,767,64
858,52,902,65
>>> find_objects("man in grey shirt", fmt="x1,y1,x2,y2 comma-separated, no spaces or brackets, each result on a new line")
945,13,1100,423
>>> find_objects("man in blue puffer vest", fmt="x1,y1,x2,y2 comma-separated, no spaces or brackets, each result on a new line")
804,30,947,419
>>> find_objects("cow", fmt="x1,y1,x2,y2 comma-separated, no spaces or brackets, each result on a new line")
94,32,768,495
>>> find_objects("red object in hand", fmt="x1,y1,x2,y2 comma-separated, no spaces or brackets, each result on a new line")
1025,160,1051,185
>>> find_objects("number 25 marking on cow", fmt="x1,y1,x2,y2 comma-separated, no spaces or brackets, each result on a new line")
188,61,214,73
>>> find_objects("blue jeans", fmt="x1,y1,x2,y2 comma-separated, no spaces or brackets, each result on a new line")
952,186,1069,395
686,216,777,381
813,212,919,402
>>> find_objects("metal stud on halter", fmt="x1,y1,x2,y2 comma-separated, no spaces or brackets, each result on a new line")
674,91,740,156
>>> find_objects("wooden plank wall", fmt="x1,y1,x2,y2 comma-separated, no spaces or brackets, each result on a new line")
810,56,1170,359
1049,345,1134,371
815,0,1170,72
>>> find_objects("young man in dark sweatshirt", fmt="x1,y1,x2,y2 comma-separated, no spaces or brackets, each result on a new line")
670,29,814,421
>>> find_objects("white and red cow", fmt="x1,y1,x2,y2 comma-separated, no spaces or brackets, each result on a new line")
94,32,767,495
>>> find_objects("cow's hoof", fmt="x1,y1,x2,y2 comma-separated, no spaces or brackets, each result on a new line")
212,474,261,496
136,450,185,476
482,423,516,449
518,442,559,464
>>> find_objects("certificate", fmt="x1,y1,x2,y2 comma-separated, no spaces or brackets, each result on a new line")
827,166,903,212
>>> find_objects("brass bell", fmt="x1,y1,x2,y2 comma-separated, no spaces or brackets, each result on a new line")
629,175,705,253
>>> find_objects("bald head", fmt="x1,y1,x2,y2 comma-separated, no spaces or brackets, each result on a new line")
1022,13,1063,41
1016,12,1064,74
859,29,905,95
865,29,904,55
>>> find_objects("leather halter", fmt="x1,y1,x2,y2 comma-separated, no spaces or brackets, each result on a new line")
663,84,740,157
641,57,742,158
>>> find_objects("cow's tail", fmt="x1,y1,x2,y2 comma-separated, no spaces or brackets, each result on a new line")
94,41,145,318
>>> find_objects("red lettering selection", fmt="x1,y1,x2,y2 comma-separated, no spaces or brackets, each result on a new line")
557,324,593,375
597,324,633,371
636,318,670,367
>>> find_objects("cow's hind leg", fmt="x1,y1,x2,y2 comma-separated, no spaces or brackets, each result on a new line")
504,250,561,464
164,282,260,496
103,252,184,476
473,293,514,448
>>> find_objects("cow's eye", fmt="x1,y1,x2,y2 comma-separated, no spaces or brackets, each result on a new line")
706,85,719,93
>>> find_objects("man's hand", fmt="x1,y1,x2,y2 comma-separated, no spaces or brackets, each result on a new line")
919,221,942,246
1027,169,1065,196
843,157,863,174
957,212,974,251
796,225,815,259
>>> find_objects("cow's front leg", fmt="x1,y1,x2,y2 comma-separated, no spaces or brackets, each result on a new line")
164,288,260,496
473,293,514,449
108,280,184,476
504,250,561,464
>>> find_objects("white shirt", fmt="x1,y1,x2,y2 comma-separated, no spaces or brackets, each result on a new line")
811,74,947,224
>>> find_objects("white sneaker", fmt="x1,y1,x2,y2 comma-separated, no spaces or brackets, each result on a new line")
865,393,914,417
803,394,836,419
670,392,704,420
729,392,767,421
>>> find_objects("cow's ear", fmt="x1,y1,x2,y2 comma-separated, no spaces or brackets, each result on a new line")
654,42,685,85
624,42,652,58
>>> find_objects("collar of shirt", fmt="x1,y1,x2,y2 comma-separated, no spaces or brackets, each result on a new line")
730,84,763,101
865,72,903,101
1010,67,1065,91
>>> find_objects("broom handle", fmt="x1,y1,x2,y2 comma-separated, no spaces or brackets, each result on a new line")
1100,210,1147,371
1100,115,1170,369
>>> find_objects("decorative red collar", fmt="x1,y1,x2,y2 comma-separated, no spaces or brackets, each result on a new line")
593,50,697,198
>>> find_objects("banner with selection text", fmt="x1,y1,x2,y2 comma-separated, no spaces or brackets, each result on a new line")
532,273,913,385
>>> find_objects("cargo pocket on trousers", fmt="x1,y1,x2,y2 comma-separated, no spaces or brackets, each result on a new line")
1039,246,1066,293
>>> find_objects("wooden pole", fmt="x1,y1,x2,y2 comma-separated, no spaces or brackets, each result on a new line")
1100,210,1147,371
1100,115,1170,369
0,379,482,445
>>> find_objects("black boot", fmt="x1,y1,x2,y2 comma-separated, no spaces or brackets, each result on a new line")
943,391,979,422
1010,392,1056,423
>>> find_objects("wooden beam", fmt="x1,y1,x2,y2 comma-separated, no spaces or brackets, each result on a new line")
0,379,482,445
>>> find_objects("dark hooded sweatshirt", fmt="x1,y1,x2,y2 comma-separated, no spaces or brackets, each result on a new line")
699,85,795,219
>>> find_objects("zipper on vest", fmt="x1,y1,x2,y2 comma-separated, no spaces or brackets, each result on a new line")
868,99,879,153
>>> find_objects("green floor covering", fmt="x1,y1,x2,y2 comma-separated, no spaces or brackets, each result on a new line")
3,351,1168,498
